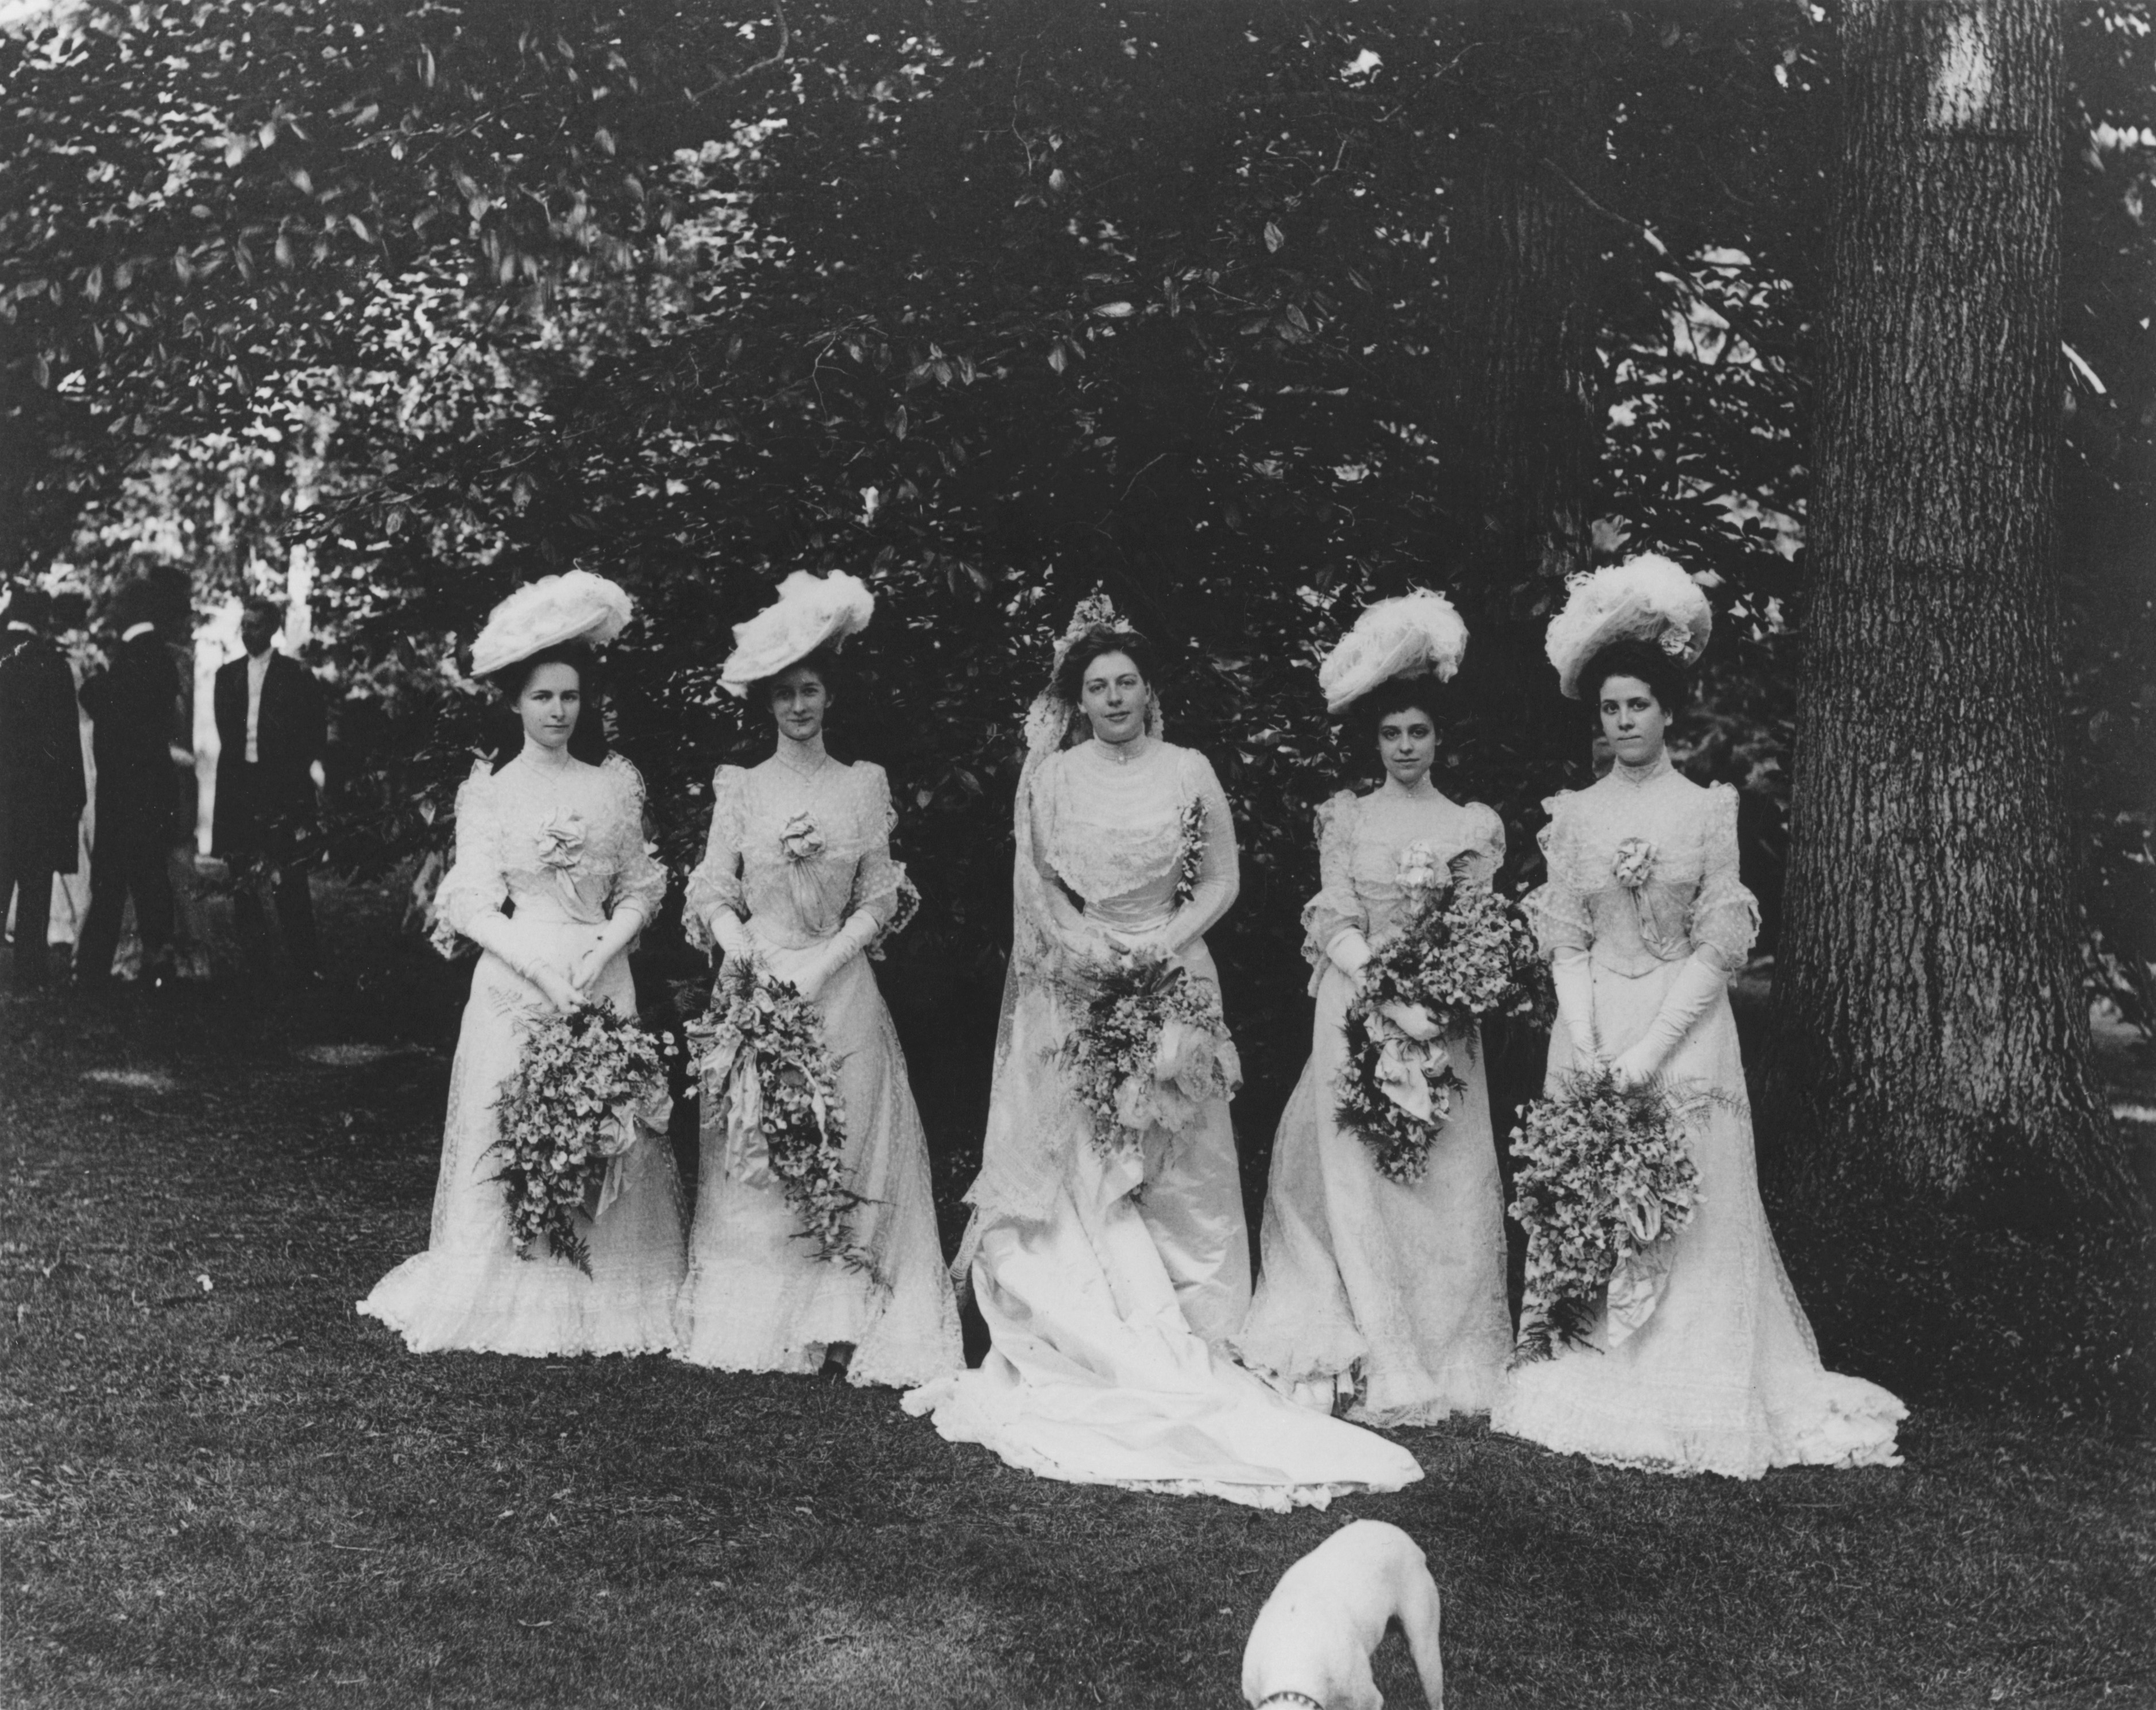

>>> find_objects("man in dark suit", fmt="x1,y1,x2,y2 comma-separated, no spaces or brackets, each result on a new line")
0,588,88,987
212,597,326,976
75,584,184,985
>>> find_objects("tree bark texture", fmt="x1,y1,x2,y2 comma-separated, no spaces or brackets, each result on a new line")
1771,0,2115,1206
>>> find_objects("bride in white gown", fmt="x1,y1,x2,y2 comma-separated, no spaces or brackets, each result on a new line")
361,573,685,1356
1491,556,1905,1476
673,572,961,1387
905,599,1423,1510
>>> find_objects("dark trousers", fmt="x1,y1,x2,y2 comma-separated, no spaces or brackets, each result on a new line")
76,805,176,981
223,764,320,975
0,850,57,984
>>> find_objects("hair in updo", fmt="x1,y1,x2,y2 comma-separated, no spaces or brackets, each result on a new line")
1054,626,1162,708
1352,672,1450,748
1578,636,1689,720
486,641,609,766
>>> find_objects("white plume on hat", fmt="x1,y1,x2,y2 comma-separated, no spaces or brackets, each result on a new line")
1543,553,1712,699
469,570,635,678
1317,588,1469,714
718,570,876,698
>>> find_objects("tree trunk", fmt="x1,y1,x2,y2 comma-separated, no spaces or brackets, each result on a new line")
1770,0,2117,1208
1439,15,1610,824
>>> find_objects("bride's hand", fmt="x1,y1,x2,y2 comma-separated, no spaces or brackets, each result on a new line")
1058,927,1112,970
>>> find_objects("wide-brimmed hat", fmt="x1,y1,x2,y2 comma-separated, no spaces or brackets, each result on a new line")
469,571,634,678
1544,553,1711,699
718,571,875,698
1317,588,1470,715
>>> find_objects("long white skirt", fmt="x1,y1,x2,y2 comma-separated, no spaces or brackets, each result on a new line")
1490,956,1905,1477
1234,960,1511,1425
903,982,1423,1512
358,918,686,1357
673,939,963,1389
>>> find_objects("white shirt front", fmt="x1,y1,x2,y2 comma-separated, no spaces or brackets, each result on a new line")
245,650,272,763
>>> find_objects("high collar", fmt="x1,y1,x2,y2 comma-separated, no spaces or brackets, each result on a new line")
121,621,157,644
1610,751,1674,788
1378,772,1442,801
514,742,579,778
1087,732,1154,767
774,732,832,777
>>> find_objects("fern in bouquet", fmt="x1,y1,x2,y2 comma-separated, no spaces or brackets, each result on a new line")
1055,947,1242,1169
1335,843,1548,1184
688,958,874,1277
1508,1067,1701,1365
492,1003,673,1274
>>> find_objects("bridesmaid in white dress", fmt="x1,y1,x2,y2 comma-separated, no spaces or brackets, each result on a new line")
361,573,685,1356
1235,593,1512,1425
674,572,961,1388
1491,555,1905,1476
905,603,1423,1510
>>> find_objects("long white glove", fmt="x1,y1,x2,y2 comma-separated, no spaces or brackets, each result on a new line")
1326,928,1372,981
1550,945,1599,1063
708,908,754,964
462,913,579,1013
795,909,879,1002
1610,954,1726,1086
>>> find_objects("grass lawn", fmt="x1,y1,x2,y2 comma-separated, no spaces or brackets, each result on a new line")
3,885,2151,1708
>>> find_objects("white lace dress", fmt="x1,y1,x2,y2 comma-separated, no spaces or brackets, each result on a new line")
1234,783,1513,1425
905,737,1424,1510
1490,758,1906,1476
674,754,961,1388
359,753,686,1356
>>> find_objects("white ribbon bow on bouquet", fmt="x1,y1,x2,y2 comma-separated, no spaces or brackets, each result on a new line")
1373,1003,1448,1125
1605,1190,1675,1345
697,1028,775,1190
590,1082,671,1219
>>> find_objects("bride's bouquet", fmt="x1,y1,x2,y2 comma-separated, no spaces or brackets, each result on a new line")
1507,1068,1701,1364
1335,843,1546,1184
1056,948,1242,1170
493,1003,673,1273
688,959,873,1276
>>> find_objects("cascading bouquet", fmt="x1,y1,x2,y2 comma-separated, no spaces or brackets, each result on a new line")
1334,842,1548,1183
492,1003,673,1274
1507,1068,1702,1364
1055,948,1242,1172
687,958,875,1276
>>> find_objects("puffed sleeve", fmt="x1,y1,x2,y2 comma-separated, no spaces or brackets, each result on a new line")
1298,790,1365,972
683,765,750,953
1522,793,1592,958
843,762,906,929
1457,800,1507,887
427,761,506,958
601,752,667,924
1164,748,1239,949
1688,782,1760,973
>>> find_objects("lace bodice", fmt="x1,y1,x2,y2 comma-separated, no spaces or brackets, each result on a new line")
1524,759,1759,976
1301,783,1506,973
684,753,905,951
429,751,666,956
1033,738,1238,937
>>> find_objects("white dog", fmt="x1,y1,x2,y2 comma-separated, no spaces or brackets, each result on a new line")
1240,1519,1444,1710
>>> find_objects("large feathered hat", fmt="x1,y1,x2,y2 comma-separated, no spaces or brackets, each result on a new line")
1543,553,1712,699
1317,588,1469,715
469,571,634,678
718,570,875,698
